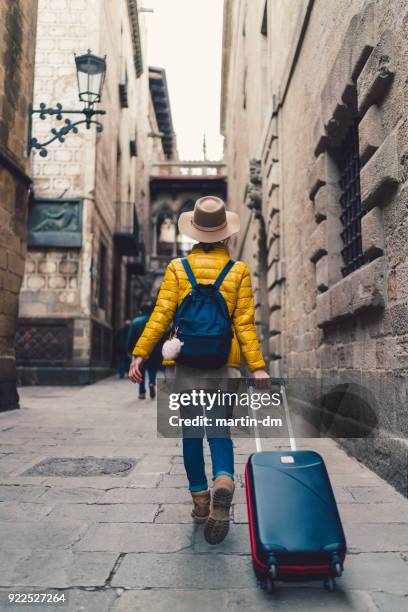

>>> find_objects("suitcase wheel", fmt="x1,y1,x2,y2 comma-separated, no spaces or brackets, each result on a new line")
268,563,278,579
265,575,275,594
334,562,343,577
323,577,336,592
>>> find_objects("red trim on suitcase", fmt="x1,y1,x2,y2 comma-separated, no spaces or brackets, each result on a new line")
245,462,268,571
278,564,332,575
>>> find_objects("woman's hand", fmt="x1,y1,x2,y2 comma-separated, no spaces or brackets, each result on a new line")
252,368,270,389
129,356,144,383
252,369,270,379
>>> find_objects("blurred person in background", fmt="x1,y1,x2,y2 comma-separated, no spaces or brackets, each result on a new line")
115,319,131,379
127,303,164,399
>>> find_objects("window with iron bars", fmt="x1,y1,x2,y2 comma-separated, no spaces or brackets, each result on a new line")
338,120,365,276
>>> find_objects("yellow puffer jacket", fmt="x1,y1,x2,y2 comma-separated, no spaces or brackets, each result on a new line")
132,244,266,371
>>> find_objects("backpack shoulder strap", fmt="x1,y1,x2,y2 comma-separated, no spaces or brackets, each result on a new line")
213,260,236,289
181,257,197,288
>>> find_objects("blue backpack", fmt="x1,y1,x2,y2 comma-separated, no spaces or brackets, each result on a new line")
173,257,236,369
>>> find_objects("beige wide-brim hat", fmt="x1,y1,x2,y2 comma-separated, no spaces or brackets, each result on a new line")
178,196,240,243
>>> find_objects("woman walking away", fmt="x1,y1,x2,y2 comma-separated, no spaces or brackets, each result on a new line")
129,196,269,544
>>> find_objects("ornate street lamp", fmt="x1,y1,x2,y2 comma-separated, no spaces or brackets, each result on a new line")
28,50,107,157
75,50,106,104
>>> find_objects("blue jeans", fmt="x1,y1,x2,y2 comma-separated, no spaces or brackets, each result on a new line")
183,437,234,492
139,366,157,395
165,364,240,492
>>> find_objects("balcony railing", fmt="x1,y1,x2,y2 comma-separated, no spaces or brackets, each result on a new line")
150,161,227,177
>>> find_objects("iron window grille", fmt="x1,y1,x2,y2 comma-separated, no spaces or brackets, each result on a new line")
338,121,365,276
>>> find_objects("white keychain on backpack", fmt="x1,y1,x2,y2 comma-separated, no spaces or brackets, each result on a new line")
162,327,184,360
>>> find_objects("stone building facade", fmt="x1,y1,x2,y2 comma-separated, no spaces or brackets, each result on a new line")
0,1,38,410
17,0,168,384
222,0,408,494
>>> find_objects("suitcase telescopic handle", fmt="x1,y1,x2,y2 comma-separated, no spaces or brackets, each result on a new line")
249,381,297,453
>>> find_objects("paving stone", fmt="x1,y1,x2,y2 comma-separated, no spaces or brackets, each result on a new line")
233,503,248,524
222,588,378,610
345,524,408,552
64,590,118,612
112,588,378,612
112,589,233,612
117,446,179,456
43,446,137,458
134,458,172,475
47,502,159,523
170,463,189,475
193,524,250,554
127,474,163,487
0,501,53,521
111,553,255,589
341,553,408,595
319,458,367,475
370,591,408,612
338,502,408,524
0,521,88,551
0,484,48,501
332,487,356,503
39,476,143,489
347,485,404,504
232,488,247,504
0,550,117,588
329,472,385,487
0,476,48,486
38,486,105,504
154,503,193,523
99,487,190,504
157,474,189,487
172,456,186,464
0,453,45,476
75,523,193,553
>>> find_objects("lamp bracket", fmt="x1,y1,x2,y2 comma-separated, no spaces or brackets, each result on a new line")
28,102,106,157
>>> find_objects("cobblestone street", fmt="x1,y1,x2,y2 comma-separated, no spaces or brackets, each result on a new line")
0,377,407,611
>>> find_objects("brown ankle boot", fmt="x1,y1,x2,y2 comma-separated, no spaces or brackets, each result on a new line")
204,476,235,545
191,490,210,523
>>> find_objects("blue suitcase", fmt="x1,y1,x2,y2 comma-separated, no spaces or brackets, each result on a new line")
245,383,347,592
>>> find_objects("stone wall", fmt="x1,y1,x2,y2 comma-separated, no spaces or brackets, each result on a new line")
19,250,81,317
18,0,159,382
0,1,38,410
222,0,408,494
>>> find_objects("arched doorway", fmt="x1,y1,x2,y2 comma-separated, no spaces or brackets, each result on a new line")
156,205,176,257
